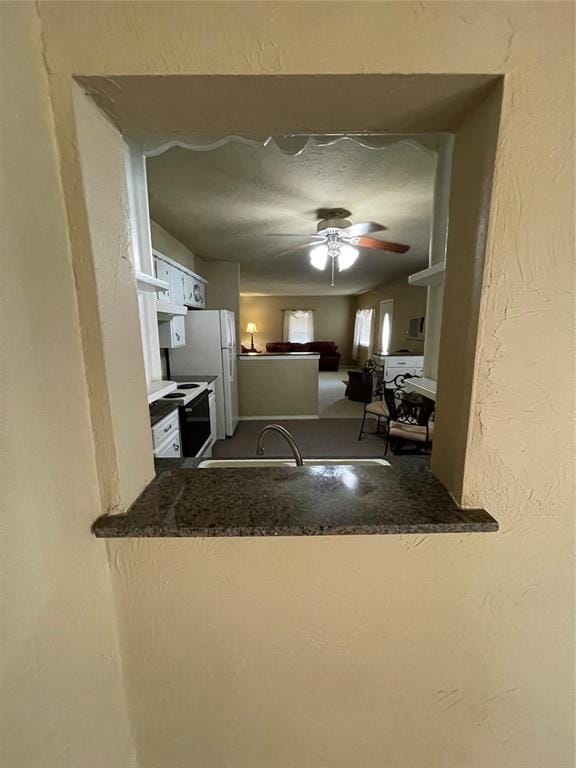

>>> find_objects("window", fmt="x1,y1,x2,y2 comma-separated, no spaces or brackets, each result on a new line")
283,310,314,343
378,300,394,355
352,308,374,358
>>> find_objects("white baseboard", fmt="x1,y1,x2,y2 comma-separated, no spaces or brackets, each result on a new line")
239,415,320,421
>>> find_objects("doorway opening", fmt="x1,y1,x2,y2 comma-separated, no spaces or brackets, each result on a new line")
378,300,394,356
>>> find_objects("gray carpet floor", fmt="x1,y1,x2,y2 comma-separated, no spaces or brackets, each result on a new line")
213,418,388,459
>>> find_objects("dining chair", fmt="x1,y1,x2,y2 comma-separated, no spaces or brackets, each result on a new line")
382,377,435,455
357,362,391,441
357,382,390,440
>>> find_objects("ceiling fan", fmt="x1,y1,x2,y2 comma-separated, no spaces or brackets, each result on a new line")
268,207,410,286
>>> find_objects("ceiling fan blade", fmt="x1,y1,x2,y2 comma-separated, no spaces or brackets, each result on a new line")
273,242,318,258
343,221,388,237
267,233,326,239
356,236,410,254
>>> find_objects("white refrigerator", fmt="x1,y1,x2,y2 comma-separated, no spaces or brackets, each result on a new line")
169,309,239,438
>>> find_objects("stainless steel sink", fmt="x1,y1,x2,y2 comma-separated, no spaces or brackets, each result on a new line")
197,458,390,468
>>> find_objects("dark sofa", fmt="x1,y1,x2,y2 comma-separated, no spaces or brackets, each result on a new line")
265,341,341,371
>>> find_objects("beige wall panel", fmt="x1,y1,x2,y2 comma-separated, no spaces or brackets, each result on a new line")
73,87,155,508
109,533,572,768
24,2,575,767
203,260,241,340
241,294,356,362
432,87,502,499
1,5,136,767
238,358,319,417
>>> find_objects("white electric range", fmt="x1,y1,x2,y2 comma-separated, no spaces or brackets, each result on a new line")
160,381,211,406
160,381,214,457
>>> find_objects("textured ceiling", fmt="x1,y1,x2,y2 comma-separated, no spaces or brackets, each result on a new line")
147,137,437,295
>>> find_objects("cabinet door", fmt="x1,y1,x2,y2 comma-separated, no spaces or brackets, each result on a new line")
184,274,195,306
184,274,206,308
194,281,206,308
169,266,186,305
158,315,186,348
152,410,180,449
154,258,171,301
155,433,182,458
171,315,186,347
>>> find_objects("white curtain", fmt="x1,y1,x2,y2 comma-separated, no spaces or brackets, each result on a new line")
283,310,314,343
352,308,374,359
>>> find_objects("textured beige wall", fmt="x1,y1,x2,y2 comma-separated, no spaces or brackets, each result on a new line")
1,4,136,767
238,357,319,417
74,87,155,509
355,275,428,363
21,2,576,767
241,294,356,361
150,219,204,275
432,86,502,499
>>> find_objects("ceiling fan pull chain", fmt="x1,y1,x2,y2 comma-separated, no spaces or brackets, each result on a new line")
331,256,335,287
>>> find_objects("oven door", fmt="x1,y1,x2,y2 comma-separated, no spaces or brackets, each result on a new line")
180,390,211,457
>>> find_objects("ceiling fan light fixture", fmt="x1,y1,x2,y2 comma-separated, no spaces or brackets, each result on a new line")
337,244,359,271
310,244,328,270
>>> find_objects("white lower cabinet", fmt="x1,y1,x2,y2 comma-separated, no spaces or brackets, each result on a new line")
384,356,424,387
158,314,186,348
152,410,179,448
153,411,182,458
155,435,182,458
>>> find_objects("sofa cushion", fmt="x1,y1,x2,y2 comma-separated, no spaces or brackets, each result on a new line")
266,342,292,353
310,341,338,352
265,341,340,358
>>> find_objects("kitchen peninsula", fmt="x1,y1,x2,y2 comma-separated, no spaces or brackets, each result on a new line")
237,352,320,419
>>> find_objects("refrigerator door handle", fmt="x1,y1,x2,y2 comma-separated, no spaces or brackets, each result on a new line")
226,311,236,349
229,349,235,382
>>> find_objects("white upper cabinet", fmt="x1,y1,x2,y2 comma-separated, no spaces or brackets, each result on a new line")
154,257,171,301
184,273,206,308
153,249,207,310
169,266,187,306
158,314,186,348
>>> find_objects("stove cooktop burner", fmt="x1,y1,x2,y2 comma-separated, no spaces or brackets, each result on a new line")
164,392,186,399
177,383,200,389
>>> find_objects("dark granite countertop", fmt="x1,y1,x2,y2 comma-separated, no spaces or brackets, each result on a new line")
93,457,497,538
149,400,180,428
171,374,218,383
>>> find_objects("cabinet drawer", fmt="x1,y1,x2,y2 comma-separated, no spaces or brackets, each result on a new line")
152,411,180,449
154,432,182,458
